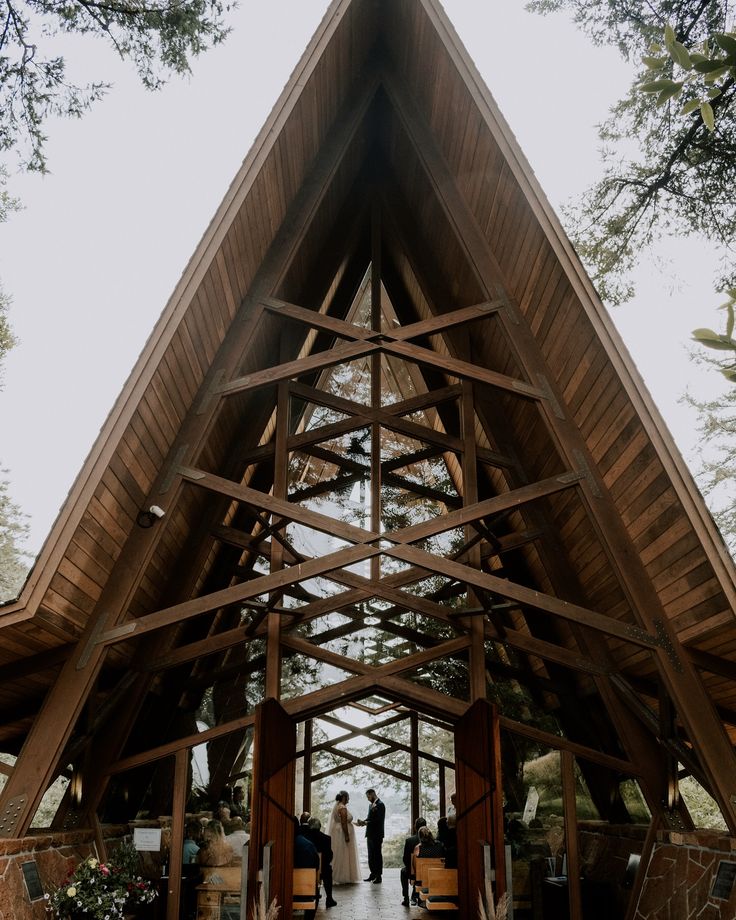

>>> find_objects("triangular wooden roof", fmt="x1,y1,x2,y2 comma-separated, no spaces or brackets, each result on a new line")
3,0,736,840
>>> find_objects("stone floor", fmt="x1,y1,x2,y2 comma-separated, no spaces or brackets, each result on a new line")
315,868,419,919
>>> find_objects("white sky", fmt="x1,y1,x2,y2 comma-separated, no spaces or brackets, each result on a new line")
0,0,728,555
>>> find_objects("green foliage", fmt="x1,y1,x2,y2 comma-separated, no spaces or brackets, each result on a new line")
0,470,31,601
682,362,736,551
0,167,20,386
526,1,736,320
691,288,736,381
0,0,232,172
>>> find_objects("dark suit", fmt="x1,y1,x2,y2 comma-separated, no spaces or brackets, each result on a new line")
364,797,386,880
294,834,320,920
303,827,334,903
400,832,421,900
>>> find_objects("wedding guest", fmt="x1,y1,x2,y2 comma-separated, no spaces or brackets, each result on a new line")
400,817,426,907
327,791,360,884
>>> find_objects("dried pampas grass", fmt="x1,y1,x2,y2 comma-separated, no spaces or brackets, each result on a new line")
249,890,280,920
477,883,508,920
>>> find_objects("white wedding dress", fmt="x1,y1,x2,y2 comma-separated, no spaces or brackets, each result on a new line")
327,802,361,884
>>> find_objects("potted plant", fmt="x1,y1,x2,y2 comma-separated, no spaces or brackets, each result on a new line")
46,842,157,920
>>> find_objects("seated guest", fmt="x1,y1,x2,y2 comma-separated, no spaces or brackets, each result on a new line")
294,820,320,920
412,827,446,907
438,815,458,869
412,825,446,870
199,819,234,866
224,816,249,861
216,801,241,834
183,818,202,864
299,811,311,829
401,817,426,907
306,816,336,909
231,785,247,818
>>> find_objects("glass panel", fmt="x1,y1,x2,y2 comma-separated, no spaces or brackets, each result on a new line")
679,774,727,830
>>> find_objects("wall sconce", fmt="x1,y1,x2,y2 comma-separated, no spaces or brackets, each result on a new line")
136,505,166,528
70,767,83,807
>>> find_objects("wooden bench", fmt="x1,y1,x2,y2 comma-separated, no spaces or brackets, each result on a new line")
198,864,318,917
197,867,242,920
292,867,319,913
425,867,459,911
414,857,446,904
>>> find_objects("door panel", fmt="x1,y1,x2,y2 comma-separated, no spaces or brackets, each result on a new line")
248,698,296,919
454,698,505,915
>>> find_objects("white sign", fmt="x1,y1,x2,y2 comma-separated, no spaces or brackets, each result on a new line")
522,786,540,825
133,827,162,852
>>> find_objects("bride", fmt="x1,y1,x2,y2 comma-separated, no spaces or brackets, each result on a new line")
327,790,361,884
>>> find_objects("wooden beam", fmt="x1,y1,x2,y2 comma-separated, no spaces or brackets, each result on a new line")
263,296,503,344
561,750,582,920
386,542,659,650
0,67,383,837
499,716,637,775
279,633,471,682
166,749,188,920
95,542,382,647
382,61,736,832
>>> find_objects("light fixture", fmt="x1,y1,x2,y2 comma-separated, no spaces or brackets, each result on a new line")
136,505,166,528
70,767,83,807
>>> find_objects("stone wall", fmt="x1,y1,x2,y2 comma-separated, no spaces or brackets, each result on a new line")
0,830,97,920
579,822,648,917
634,830,736,920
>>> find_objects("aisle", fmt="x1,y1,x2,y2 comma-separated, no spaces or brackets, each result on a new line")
315,869,417,919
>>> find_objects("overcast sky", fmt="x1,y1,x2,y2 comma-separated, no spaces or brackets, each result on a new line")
0,0,728,554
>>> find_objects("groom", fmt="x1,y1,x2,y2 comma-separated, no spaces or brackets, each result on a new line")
357,788,386,883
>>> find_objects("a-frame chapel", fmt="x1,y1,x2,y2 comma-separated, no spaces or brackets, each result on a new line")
3,2,736,919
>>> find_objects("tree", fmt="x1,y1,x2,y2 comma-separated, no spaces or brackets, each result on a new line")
0,472,31,601
527,1,736,375
682,359,736,553
0,0,232,599
1,0,231,172
0,167,19,384
0,175,28,602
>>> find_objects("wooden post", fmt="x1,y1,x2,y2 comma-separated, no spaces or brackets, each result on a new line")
439,764,446,818
167,749,189,920
462,378,486,701
561,751,582,920
455,699,505,915
410,711,420,826
370,198,382,584
266,378,289,699
303,719,313,814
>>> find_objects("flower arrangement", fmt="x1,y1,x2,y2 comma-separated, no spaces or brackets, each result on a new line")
46,842,156,920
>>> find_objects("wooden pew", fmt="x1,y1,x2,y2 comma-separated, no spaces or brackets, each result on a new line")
292,867,319,914
425,867,459,911
414,857,446,904
196,867,242,919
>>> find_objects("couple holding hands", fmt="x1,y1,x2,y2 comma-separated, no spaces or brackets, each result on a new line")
327,788,386,885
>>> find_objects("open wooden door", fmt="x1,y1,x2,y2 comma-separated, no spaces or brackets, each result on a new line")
248,698,296,919
455,698,506,916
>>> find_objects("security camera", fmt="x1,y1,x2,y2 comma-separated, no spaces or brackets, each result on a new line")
136,505,166,528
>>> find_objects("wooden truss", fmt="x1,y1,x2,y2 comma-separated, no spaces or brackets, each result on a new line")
2,11,736,920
